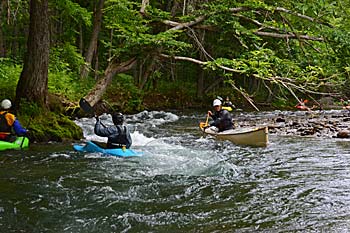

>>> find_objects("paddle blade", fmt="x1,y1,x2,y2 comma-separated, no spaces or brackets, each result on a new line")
199,122,208,129
79,98,94,114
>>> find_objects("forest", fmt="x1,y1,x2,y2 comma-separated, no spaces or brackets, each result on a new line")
1,0,350,141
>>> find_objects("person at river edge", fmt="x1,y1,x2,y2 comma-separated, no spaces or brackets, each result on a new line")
0,99,28,142
94,112,132,149
205,99,234,133
222,96,235,111
295,99,312,111
340,98,350,111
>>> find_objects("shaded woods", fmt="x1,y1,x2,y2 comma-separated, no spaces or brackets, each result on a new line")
1,0,350,141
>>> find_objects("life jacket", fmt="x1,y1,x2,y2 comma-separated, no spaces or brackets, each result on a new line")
0,112,12,134
107,125,128,148
212,109,234,132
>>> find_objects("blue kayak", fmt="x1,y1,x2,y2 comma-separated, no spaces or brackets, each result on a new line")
73,141,143,157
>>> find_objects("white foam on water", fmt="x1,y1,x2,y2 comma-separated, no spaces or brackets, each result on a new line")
73,111,239,178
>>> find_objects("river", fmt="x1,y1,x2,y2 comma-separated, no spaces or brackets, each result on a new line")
1,110,350,232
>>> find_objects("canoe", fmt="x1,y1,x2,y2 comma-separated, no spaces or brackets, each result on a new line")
201,126,268,147
73,141,143,157
0,137,29,151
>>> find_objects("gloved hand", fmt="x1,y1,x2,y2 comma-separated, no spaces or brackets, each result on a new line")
25,130,32,140
203,125,210,130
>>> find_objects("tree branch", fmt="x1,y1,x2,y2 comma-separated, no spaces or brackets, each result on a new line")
254,31,324,41
159,54,242,73
140,0,149,15
163,15,207,31
275,7,333,28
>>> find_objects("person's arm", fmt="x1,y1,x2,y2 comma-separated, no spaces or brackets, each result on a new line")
13,119,27,136
94,119,116,137
222,110,233,122
125,126,132,148
210,113,221,126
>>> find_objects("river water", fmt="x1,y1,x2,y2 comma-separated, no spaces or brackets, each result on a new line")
1,110,350,232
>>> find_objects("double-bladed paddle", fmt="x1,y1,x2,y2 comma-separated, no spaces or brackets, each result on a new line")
79,98,106,127
79,98,95,115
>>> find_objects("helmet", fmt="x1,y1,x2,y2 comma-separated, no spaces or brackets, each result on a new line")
213,99,222,106
112,112,124,125
1,99,12,110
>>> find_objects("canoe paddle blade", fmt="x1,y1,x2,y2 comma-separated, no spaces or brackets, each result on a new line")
79,98,94,114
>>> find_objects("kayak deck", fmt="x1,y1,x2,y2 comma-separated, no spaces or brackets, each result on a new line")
73,141,143,157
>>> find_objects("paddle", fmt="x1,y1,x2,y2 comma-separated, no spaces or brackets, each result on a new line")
199,113,210,129
79,98,106,127
79,98,95,115
20,114,34,150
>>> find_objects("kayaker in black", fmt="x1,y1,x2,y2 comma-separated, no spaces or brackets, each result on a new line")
0,99,27,142
94,112,132,149
207,99,234,132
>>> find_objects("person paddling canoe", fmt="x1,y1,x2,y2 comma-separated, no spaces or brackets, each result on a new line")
205,99,234,133
0,99,28,142
94,112,132,149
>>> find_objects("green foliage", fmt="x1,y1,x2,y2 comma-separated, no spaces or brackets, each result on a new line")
50,43,85,73
0,58,22,99
48,72,95,101
3,0,350,121
103,0,191,57
104,74,144,112
271,97,289,109
51,0,92,26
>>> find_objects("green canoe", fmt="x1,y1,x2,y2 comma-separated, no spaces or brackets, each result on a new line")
0,137,29,151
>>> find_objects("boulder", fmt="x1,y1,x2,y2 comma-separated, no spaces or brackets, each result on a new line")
337,130,350,138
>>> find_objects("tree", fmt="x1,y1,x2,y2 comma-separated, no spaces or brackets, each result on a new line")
15,0,49,109
80,0,105,79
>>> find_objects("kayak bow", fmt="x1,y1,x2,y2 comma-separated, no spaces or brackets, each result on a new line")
0,137,29,151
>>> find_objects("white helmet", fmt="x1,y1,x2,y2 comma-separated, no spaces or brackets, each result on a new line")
1,99,12,109
213,99,222,106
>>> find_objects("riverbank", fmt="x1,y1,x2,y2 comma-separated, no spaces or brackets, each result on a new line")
231,109,350,139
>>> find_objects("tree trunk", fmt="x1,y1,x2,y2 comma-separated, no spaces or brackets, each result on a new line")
80,0,104,79
15,0,49,109
0,0,7,56
196,36,206,98
140,57,157,90
83,58,137,107
197,67,204,98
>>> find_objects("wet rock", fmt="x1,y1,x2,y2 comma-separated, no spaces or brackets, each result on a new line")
337,130,350,138
235,109,350,138
275,117,285,122
300,129,315,136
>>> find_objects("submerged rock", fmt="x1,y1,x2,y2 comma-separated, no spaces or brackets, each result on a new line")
337,130,350,138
